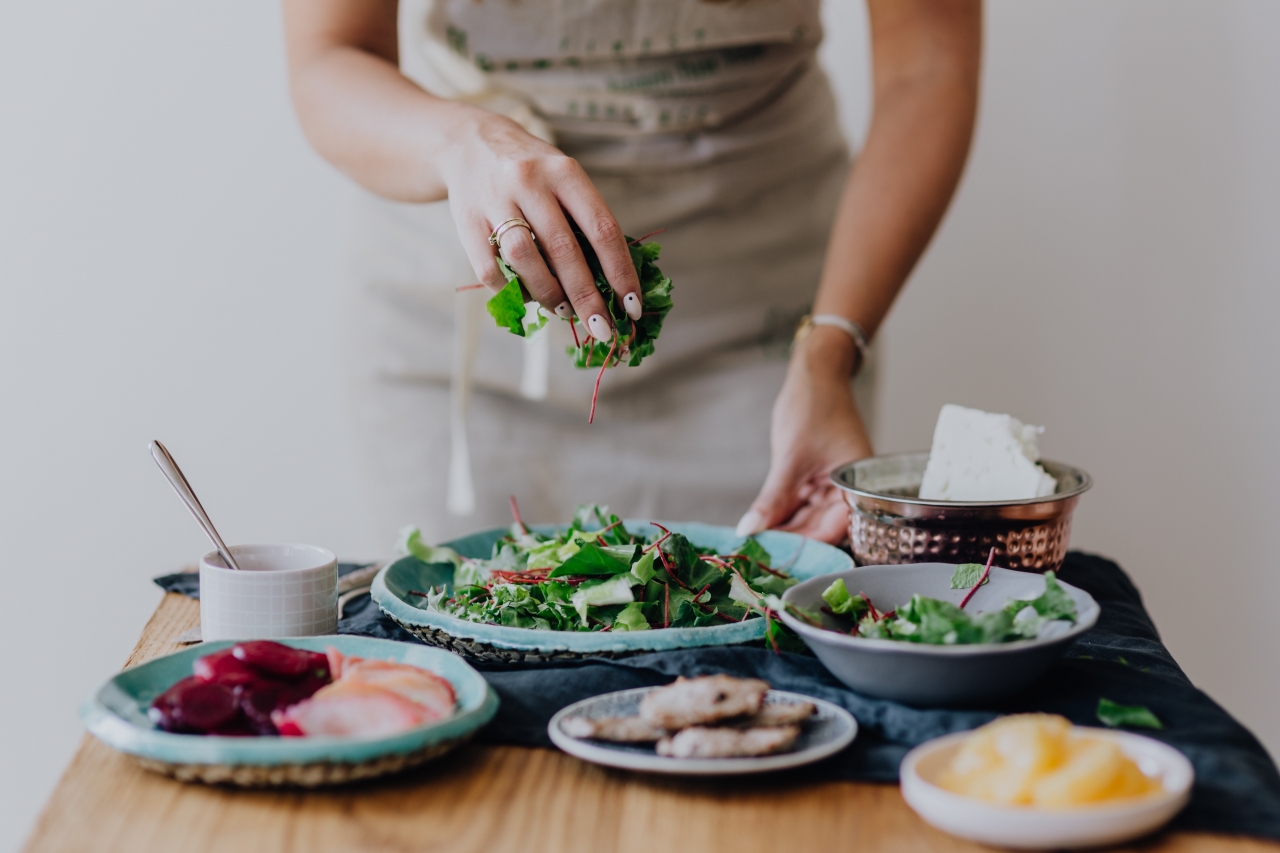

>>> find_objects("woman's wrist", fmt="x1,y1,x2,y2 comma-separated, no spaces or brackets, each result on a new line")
434,103,499,177
795,324,860,383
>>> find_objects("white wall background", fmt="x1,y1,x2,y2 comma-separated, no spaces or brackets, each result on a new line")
0,1,1276,849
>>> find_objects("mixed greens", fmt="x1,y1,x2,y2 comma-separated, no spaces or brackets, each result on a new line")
804,562,1079,646
485,223,674,421
400,506,794,633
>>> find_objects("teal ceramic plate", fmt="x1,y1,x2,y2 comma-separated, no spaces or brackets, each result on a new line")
371,521,852,659
81,636,498,787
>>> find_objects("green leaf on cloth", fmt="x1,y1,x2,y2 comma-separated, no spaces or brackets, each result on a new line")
1097,698,1164,729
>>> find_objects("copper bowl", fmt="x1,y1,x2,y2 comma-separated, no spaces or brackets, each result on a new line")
830,452,1092,573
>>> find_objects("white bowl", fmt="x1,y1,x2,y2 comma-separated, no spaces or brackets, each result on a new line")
199,543,338,641
900,729,1193,849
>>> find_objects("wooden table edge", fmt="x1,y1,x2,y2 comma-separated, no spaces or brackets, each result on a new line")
21,592,1280,853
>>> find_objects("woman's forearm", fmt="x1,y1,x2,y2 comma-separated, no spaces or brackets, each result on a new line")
281,0,645,322
282,0,486,202
811,0,982,367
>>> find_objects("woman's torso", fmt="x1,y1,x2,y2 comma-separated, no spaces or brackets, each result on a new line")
366,0,849,402
405,0,828,168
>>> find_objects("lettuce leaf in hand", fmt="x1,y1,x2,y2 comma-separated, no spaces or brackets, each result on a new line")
484,225,672,368
486,258,549,337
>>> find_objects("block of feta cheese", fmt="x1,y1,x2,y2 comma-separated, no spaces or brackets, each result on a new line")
917,405,1058,502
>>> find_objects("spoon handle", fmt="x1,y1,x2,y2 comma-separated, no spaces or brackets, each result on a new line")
149,440,242,571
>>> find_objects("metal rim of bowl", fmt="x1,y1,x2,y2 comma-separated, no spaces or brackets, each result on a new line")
830,451,1093,508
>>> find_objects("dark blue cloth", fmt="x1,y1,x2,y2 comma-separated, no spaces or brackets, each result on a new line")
155,551,1280,839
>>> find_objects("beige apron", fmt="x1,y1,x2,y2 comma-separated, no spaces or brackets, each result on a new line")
346,0,869,545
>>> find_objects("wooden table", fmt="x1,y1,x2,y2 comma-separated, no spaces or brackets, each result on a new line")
23,593,1279,853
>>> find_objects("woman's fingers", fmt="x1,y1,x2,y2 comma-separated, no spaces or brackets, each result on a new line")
778,488,850,545
735,460,805,538
553,160,644,322
520,197,614,341
459,213,511,293
494,218,573,318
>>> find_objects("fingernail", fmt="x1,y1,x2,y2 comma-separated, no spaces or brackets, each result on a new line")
735,509,764,538
555,302,574,319
587,314,613,343
623,292,642,321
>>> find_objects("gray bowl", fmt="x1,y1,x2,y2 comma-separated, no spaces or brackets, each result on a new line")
778,563,1099,707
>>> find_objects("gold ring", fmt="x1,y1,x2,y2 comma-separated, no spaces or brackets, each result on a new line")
488,218,536,249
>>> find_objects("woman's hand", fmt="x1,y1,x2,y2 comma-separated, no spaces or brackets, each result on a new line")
736,327,872,544
440,110,642,339
281,0,641,340
739,0,979,543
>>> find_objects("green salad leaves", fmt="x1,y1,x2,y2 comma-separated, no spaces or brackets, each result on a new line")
813,571,1079,646
569,236,674,369
483,224,674,421
403,506,794,633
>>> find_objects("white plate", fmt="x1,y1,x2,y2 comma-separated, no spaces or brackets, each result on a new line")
548,687,857,775
900,729,1194,849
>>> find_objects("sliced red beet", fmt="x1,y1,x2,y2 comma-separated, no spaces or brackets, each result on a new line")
149,676,240,733
193,648,270,689
232,641,330,680
207,716,257,737
238,676,328,735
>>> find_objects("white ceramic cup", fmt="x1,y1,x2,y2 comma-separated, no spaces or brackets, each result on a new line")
199,544,338,641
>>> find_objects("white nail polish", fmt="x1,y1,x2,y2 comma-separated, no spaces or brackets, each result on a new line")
587,314,613,343
735,509,764,538
555,302,574,319
623,292,642,321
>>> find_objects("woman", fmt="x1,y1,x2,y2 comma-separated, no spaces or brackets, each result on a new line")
282,0,980,546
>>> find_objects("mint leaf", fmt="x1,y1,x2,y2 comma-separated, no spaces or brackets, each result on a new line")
1097,698,1163,729
950,563,989,590
548,542,634,577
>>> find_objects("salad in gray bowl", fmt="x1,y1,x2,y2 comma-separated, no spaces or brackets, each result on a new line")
777,561,1099,707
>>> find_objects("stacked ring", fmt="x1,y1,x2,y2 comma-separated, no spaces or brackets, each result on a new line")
489,218,536,249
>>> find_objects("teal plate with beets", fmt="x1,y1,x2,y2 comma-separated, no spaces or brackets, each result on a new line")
81,636,499,787
371,521,852,664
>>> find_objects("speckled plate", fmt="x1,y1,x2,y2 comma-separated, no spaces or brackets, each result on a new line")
547,687,857,775
81,636,499,787
371,521,853,664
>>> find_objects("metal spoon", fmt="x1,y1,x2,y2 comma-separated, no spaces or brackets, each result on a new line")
149,440,241,570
